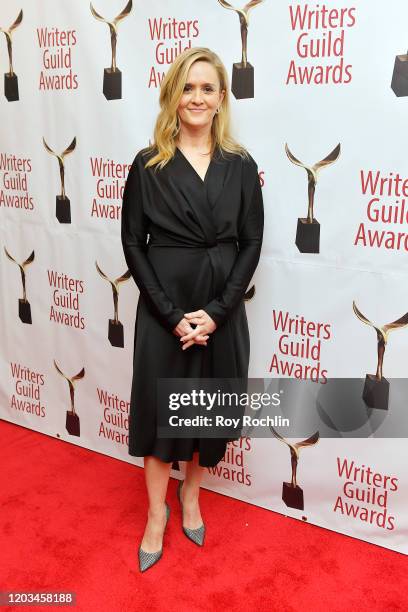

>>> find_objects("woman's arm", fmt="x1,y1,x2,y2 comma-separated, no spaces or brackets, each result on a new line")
121,153,185,333
203,156,264,328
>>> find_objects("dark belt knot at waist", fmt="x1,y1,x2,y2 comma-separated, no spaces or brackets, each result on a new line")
148,236,236,295
148,237,237,249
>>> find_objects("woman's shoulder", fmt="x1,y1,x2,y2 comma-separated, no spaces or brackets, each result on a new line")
218,145,258,170
236,149,260,191
130,146,156,167
241,149,258,170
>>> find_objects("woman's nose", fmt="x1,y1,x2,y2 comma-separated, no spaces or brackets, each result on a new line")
191,88,203,103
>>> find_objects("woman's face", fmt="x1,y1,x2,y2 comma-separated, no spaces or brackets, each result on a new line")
177,60,225,131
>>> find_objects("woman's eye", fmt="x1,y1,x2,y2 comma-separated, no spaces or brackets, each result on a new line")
183,85,214,93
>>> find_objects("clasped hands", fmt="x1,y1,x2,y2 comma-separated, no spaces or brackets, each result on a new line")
173,309,217,350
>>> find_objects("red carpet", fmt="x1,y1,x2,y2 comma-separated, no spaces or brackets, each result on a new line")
1,418,407,612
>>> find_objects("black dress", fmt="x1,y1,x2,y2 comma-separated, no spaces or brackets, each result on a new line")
121,144,264,467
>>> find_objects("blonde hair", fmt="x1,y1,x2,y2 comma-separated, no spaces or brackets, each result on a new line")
143,47,248,169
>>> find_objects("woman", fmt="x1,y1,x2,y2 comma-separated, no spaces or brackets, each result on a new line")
121,47,264,572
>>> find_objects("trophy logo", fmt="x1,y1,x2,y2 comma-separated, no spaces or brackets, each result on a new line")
0,9,23,101
270,427,319,510
353,301,408,411
43,136,76,224
217,0,264,99
285,143,341,254
95,261,131,347
54,360,85,436
4,247,34,324
90,0,133,100
391,48,408,97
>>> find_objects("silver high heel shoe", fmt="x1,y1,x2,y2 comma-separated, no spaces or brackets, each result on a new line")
138,501,170,572
177,480,205,546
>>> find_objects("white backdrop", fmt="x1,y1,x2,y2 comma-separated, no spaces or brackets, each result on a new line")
1,0,408,555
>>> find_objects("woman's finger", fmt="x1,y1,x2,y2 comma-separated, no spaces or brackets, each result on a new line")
180,327,203,342
184,316,205,325
181,333,208,349
184,310,204,319
182,339,207,350
182,340,194,350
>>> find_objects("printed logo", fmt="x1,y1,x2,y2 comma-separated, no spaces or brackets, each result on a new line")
0,152,33,211
271,427,319,510
37,24,78,91
354,169,408,252
95,262,131,347
391,46,408,97
286,142,340,253
9,362,45,417
217,0,264,99
269,309,332,383
0,9,23,101
353,301,408,411
90,0,133,100
4,247,34,323
97,386,130,445
286,4,356,86
334,458,398,531
147,16,199,87
207,437,253,485
47,269,85,330
54,359,85,436
43,136,76,223
89,155,130,220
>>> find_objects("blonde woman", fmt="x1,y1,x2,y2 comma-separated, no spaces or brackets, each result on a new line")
121,47,264,572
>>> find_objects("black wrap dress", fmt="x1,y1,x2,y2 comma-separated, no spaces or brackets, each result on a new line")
121,144,264,467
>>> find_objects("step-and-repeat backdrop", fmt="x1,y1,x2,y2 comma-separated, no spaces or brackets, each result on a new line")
1,1,408,555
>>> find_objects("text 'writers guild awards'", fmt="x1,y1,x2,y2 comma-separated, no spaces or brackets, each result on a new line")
391,46,408,97
353,301,408,411
285,143,341,254
4,248,34,324
43,136,76,223
95,262,131,347
54,360,85,436
217,0,264,99
270,427,319,511
90,0,132,100
0,9,22,101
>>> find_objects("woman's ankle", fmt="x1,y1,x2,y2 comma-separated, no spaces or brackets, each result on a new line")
183,480,200,499
147,502,167,519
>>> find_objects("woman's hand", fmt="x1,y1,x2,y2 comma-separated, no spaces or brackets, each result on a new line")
172,317,209,350
179,309,217,350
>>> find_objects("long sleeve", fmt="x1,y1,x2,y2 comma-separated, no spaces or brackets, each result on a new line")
121,154,185,333
203,157,264,328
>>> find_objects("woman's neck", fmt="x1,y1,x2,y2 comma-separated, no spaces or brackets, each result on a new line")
177,124,212,153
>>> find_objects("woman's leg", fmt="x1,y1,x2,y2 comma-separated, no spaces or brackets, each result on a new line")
140,455,172,552
181,451,205,528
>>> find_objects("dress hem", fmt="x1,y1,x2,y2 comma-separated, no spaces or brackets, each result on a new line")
128,448,224,469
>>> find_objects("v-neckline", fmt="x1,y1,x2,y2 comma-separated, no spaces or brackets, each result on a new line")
176,146,214,184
